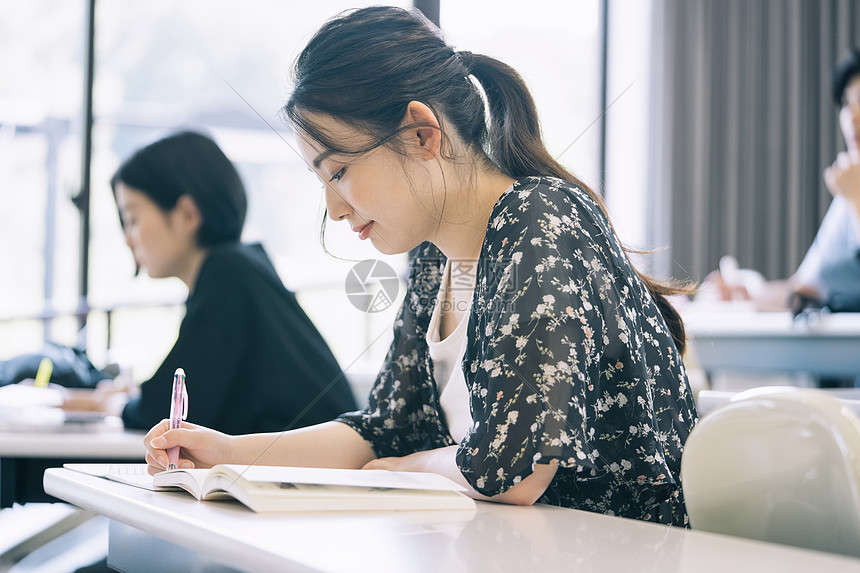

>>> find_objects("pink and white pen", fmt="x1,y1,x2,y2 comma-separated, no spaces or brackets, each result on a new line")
167,367,188,470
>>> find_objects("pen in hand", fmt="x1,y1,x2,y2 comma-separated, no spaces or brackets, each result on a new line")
167,368,188,470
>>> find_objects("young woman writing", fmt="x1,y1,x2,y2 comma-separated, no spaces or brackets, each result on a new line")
144,7,697,525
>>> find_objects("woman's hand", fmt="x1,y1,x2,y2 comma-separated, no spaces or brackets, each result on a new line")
825,150,860,235
825,150,860,205
362,451,430,472
144,419,234,475
363,446,557,506
698,269,750,302
61,380,129,415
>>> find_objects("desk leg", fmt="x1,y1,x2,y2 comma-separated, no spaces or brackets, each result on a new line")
0,504,95,572
108,521,242,573
1,458,65,507
1,457,142,508
0,459,15,510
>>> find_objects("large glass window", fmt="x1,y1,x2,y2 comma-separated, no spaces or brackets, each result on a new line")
440,0,603,188
88,1,412,382
0,1,85,357
2,2,411,386
604,0,654,253
2,1,609,394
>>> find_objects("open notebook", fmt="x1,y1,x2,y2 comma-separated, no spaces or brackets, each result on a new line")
64,463,174,491
64,463,476,513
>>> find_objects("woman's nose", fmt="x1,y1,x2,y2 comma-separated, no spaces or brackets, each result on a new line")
324,185,352,222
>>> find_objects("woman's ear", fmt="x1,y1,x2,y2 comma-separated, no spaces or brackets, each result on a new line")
173,195,203,237
402,101,442,160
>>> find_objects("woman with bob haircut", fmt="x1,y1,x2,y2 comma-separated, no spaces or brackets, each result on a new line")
99,130,356,434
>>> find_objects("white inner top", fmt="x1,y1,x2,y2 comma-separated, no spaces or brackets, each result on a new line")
426,261,475,444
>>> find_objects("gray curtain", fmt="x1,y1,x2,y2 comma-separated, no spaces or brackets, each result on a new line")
650,0,860,282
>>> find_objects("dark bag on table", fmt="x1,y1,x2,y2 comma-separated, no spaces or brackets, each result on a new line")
0,342,113,388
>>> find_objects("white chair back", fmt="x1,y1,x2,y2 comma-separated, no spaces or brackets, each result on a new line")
682,386,860,557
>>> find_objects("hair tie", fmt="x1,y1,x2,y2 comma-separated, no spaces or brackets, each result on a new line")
455,50,474,73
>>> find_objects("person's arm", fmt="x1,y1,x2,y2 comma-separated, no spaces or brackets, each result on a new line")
147,417,557,503
334,244,455,459
824,149,860,240
144,419,375,474
452,180,693,508
363,446,557,505
60,381,129,415
791,195,859,300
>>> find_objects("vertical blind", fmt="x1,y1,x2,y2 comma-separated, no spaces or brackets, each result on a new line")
651,0,860,282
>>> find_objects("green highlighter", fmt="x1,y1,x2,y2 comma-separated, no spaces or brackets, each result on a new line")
34,357,54,388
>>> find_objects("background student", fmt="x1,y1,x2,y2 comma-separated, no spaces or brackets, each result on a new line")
145,6,697,526
701,49,860,313
73,130,356,434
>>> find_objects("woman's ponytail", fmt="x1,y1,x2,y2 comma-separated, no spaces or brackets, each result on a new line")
466,52,693,355
465,52,589,191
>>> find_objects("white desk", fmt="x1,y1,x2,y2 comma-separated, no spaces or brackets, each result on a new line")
683,304,860,377
0,427,145,568
44,468,860,573
0,425,145,507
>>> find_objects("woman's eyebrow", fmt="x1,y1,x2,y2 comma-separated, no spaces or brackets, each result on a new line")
312,149,335,168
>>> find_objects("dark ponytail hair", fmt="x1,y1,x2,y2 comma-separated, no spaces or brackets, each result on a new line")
284,6,691,355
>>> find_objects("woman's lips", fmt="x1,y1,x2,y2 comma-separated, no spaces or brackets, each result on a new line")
354,221,374,240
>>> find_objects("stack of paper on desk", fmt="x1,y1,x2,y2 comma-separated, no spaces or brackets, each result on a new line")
64,463,476,513
0,385,116,431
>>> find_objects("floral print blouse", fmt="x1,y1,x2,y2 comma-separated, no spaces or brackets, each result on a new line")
337,176,698,526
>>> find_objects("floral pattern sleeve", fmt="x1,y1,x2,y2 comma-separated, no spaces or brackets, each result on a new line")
457,177,697,525
336,245,453,457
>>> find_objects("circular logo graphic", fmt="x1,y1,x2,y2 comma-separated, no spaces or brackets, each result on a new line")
345,259,399,313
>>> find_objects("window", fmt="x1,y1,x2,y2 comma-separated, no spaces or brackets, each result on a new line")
2,1,613,392
440,0,603,188
1,2,411,384
90,1,414,380
0,1,86,356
